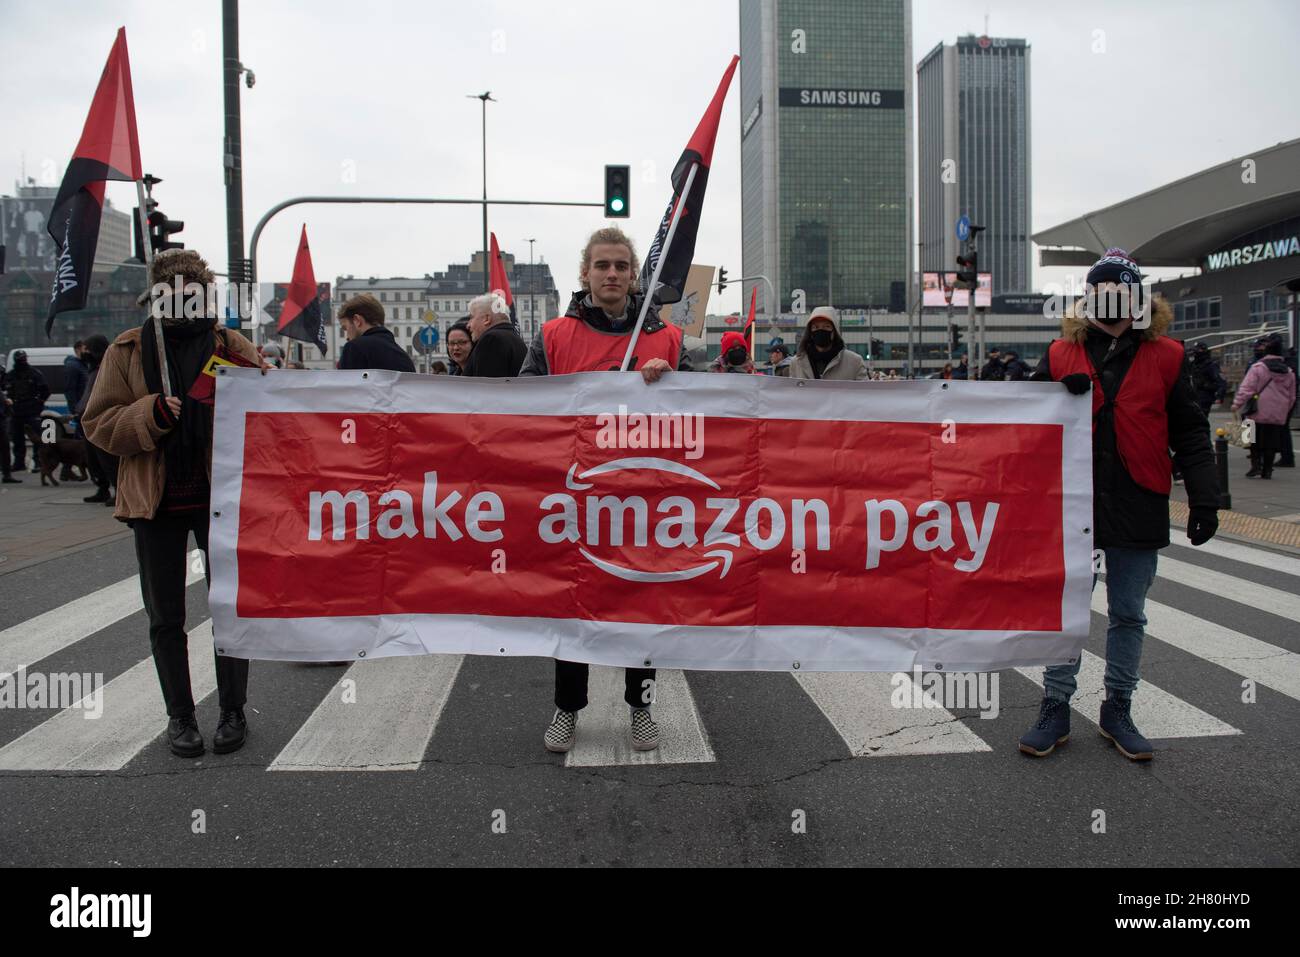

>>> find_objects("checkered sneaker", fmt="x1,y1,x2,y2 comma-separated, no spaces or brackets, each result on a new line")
630,707,660,751
544,708,577,753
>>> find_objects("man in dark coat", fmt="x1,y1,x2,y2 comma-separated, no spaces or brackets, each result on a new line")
337,294,416,373
1020,249,1218,764
462,293,526,378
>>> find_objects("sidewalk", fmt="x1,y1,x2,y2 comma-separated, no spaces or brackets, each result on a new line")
0,472,130,575
1169,413,1300,549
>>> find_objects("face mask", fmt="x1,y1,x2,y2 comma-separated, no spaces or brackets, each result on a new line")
811,329,834,349
725,347,747,366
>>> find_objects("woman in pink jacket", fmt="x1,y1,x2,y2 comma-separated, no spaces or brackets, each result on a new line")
1232,335,1297,479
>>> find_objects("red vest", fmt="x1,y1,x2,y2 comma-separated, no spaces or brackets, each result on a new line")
542,315,682,375
1048,335,1186,495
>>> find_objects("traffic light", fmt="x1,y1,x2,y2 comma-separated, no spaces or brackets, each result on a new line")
949,324,963,352
151,208,184,253
133,198,184,260
717,266,728,295
955,251,977,287
604,164,630,218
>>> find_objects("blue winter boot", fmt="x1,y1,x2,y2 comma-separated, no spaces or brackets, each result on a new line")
1018,696,1071,757
1098,693,1153,761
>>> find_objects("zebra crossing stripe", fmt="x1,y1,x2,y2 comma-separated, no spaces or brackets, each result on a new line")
0,620,217,771
1156,556,1300,622
0,557,205,677
1017,649,1241,740
795,671,992,757
270,655,464,772
1170,530,1300,578
564,667,715,767
1116,592,1300,703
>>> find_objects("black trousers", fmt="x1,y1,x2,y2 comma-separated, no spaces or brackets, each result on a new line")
83,439,118,491
0,413,11,476
133,509,248,718
11,412,38,471
554,660,656,712
1254,423,1287,476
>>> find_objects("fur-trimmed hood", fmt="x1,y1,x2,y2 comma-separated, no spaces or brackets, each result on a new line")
1059,294,1173,343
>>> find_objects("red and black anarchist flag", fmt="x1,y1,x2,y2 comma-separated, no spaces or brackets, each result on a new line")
46,28,143,333
488,232,518,332
277,225,328,355
638,55,739,306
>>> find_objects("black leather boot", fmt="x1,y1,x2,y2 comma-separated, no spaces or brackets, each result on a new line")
167,714,205,758
213,709,248,754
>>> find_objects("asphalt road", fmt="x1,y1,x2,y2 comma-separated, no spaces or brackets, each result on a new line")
0,530,1297,867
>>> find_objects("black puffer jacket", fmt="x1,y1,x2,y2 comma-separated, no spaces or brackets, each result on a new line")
1032,297,1217,550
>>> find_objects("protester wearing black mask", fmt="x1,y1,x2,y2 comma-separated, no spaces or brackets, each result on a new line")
708,330,756,373
84,249,265,759
1022,248,1218,763
5,350,50,473
789,306,868,380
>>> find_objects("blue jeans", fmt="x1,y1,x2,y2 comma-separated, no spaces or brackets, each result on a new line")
1044,547,1159,702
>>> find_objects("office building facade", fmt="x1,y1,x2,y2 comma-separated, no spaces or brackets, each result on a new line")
917,35,1032,297
739,0,913,315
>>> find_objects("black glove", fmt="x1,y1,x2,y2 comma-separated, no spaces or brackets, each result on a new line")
1061,373,1091,395
1187,507,1219,546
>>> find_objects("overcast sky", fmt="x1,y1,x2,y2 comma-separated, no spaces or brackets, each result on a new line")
3,0,1297,314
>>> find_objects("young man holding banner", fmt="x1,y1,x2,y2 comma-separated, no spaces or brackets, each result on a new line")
520,226,684,754
1021,249,1219,762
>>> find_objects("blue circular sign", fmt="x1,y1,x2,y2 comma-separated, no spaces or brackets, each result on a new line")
956,215,971,242
415,325,440,352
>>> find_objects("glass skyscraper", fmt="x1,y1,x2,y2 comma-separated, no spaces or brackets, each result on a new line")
917,36,1032,296
739,0,913,314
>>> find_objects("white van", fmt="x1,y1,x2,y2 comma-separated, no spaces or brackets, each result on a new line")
4,346,78,415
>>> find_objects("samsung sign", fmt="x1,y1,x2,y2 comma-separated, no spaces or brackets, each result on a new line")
779,87,904,109
1204,235,1300,271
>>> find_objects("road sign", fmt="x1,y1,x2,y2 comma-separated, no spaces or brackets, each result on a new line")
415,325,439,353
956,215,971,242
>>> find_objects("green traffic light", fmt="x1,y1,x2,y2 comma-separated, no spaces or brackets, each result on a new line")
610,197,625,213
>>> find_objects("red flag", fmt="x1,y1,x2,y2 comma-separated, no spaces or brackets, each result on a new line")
277,225,328,356
46,27,143,332
638,55,739,306
488,232,518,331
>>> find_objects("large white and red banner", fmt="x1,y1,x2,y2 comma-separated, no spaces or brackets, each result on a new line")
209,370,1093,671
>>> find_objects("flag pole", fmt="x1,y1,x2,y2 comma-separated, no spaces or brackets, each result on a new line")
620,162,700,372
136,178,173,397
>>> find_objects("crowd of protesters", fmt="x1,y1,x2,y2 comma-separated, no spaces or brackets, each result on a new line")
26,224,1294,769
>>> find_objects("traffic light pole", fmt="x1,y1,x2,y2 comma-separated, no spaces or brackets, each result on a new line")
222,0,246,285
246,194,603,347
134,177,173,397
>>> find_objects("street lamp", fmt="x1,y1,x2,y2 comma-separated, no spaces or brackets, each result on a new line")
468,91,496,292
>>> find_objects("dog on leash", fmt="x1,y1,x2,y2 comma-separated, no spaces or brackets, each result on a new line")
24,416,88,486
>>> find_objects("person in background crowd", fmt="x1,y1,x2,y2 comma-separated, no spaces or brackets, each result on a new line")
64,340,89,425
940,362,954,380
1021,248,1218,763
0,364,18,483
708,330,756,373
767,342,793,377
445,319,473,376
463,292,527,377
1232,333,1296,480
789,306,869,381
6,350,50,473
259,343,285,369
952,354,970,380
1281,344,1298,468
83,249,265,760
1187,341,1228,416
519,225,683,755
980,348,1005,382
77,335,117,505
886,368,900,381
430,360,448,375
337,293,415,372
1003,350,1029,381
